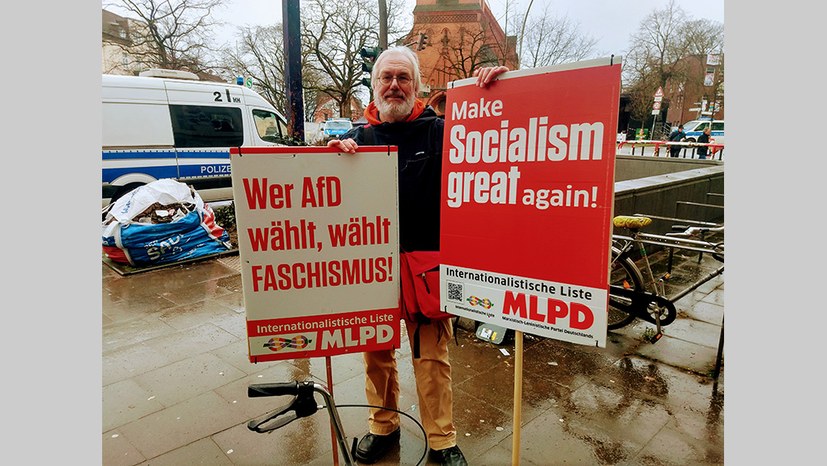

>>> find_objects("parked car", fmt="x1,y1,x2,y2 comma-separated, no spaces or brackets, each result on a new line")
321,118,353,137
682,119,724,144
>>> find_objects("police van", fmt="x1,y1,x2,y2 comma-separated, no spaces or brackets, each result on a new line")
102,69,289,206
682,119,724,144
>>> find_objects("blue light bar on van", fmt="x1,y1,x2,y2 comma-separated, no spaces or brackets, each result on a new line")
236,76,244,85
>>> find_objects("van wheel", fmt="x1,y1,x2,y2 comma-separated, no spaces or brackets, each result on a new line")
685,137,696,143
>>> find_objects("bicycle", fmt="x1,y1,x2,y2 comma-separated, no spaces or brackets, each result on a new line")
607,215,724,342
247,380,429,465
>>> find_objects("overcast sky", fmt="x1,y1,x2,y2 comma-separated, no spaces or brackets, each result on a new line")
204,0,724,56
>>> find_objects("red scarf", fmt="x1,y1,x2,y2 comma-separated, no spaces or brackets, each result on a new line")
363,99,426,126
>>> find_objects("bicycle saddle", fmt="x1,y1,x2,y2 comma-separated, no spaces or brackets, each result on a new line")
613,216,652,230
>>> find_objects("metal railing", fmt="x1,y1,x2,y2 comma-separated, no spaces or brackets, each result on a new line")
616,139,725,160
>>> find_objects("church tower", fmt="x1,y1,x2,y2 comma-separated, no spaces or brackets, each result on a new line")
405,0,518,115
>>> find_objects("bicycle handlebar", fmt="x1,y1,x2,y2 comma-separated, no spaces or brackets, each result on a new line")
247,381,320,433
248,381,304,398
247,380,358,465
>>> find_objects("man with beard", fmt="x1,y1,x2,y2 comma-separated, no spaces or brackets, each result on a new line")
328,46,507,466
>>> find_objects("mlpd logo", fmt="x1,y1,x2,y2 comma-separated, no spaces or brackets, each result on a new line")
467,295,494,309
263,335,312,352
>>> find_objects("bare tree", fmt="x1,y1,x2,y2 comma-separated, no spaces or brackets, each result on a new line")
682,18,724,56
218,0,408,121
623,0,693,127
219,25,287,114
625,73,663,132
219,24,323,122
211,0,412,117
435,26,503,80
510,3,599,68
104,0,223,74
301,0,377,119
623,0,724,127
624,0,691,85
385,0,415,45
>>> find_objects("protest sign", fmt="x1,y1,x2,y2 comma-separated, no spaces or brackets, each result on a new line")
230,146,401,362
440,58,622,348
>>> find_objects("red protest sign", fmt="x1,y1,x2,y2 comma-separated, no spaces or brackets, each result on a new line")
230,146,401,362
439,59,621,347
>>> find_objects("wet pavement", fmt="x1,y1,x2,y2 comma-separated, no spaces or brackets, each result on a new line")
102,249,724,465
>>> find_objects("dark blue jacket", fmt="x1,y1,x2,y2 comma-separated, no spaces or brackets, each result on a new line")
339,106,443,251
697,131,710,156
668,129,686,142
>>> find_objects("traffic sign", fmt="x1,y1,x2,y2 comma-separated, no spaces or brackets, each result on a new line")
654,87,663,98
653,101,662,110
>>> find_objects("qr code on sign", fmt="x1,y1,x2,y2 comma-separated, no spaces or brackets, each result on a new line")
447,282,463,302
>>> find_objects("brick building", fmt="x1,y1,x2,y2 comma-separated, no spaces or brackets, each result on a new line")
312,95,365,123
664,53,725,125
404,0,518,116
619,52,725,136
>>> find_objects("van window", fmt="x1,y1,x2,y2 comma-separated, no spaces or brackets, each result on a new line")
169,105,243,147
253,109,287,142
712,121,724,131
102,101,174,147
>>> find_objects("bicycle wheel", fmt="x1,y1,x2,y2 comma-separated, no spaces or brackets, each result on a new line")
607,246,644,330
712,241,724,263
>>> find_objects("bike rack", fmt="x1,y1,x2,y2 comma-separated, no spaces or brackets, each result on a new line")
629,212,723,273
616,203,724,380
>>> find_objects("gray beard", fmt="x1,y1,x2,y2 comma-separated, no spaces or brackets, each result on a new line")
375,94,415,122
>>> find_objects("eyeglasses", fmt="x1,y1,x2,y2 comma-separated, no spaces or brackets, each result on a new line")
378,75,412,86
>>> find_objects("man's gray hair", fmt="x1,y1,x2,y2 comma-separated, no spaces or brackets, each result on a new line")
371,46,422,94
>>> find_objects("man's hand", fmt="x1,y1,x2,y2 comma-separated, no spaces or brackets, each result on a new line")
327,138,358,153
473,65,509,88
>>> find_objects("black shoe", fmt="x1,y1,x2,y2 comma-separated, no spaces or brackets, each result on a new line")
428,445,468,466
354,428,400,464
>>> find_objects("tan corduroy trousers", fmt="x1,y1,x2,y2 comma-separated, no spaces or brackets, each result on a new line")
363,317,457,451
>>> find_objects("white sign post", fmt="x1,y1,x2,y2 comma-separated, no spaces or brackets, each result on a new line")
651,87,664,130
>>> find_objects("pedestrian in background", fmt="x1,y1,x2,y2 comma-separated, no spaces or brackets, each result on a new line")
327,46,507,466
696,126,712,159
668,124,686,158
